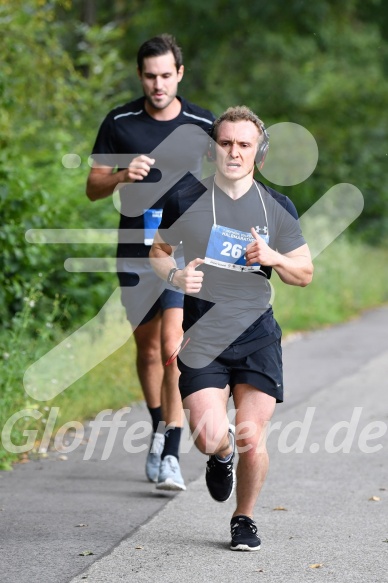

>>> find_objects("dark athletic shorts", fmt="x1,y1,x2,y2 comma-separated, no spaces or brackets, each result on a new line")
117,257,184,326
178,327,283,403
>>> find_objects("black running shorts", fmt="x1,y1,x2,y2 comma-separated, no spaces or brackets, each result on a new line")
178,327,283,403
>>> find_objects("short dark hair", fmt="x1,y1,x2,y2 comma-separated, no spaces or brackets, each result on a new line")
212,106,265,143
137,34,183,72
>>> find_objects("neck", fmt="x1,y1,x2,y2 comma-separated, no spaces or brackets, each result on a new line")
144,97,181,121
214,172,254,200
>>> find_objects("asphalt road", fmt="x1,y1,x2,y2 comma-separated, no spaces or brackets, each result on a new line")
1,306,388,583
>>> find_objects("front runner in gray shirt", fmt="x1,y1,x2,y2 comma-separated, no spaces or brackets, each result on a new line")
150,106,313,551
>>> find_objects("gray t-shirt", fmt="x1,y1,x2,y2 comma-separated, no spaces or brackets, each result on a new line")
159,176,306,366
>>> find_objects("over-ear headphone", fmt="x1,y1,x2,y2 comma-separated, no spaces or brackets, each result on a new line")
207,122,270,170
256,125,270,170
207,124,217,161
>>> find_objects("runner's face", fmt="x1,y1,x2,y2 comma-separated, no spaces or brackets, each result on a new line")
215,121,261,181
139,52,183,111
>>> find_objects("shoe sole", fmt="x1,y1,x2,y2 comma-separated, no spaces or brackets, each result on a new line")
230,543,261,551
155,479,186,491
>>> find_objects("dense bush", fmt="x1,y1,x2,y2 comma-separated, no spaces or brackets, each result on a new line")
0,1,123,329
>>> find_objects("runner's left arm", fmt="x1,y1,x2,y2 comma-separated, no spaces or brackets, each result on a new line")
246,229,313,287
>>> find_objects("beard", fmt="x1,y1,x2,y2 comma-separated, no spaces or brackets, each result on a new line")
144,91,176,111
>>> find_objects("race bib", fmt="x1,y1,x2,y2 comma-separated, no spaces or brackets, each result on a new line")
204,224,269,272
144,208,162,245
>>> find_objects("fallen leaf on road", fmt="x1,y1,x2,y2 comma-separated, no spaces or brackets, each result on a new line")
368,496,381,501
273,506,287,511
309,563,323,569
79,550,94,556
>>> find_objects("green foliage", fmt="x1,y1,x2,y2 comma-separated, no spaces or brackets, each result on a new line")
0,287,142,469
0,286,61,468
129,0,388,242
0,0,120,328
273,236,388,334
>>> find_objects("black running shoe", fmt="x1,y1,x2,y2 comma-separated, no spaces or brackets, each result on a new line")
205,425,235,502
230,515,261,551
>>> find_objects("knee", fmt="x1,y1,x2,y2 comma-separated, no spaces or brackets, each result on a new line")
161,340,180,362
192,428,225,456
194,432,215,455
237,437,261,458
236,422,269,456
137,344,161,367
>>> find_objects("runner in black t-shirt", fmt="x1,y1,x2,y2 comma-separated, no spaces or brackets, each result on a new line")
86,35,215,491
150,106,313,550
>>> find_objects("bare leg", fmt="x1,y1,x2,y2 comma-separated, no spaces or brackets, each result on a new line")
132,314,163,408
160,307,184,428
153,308,187,489
232,384,276,518
183,386,231,456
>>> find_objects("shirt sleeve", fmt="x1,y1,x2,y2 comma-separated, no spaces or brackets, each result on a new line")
273,197,306,255
90,115,117,166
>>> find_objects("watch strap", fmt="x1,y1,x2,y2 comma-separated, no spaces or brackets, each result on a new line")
167,267,180,289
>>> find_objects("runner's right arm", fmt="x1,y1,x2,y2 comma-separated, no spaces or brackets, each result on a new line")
150,232,204,294
86,156,155,201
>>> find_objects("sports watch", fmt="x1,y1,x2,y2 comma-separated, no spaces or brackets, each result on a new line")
167,267,180,289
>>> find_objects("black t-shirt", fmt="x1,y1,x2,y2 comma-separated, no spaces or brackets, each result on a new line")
158,176,306,357
90,96,215,257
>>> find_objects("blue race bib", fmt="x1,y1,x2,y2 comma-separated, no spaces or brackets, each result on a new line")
144,209,163,245
205,224,269,272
